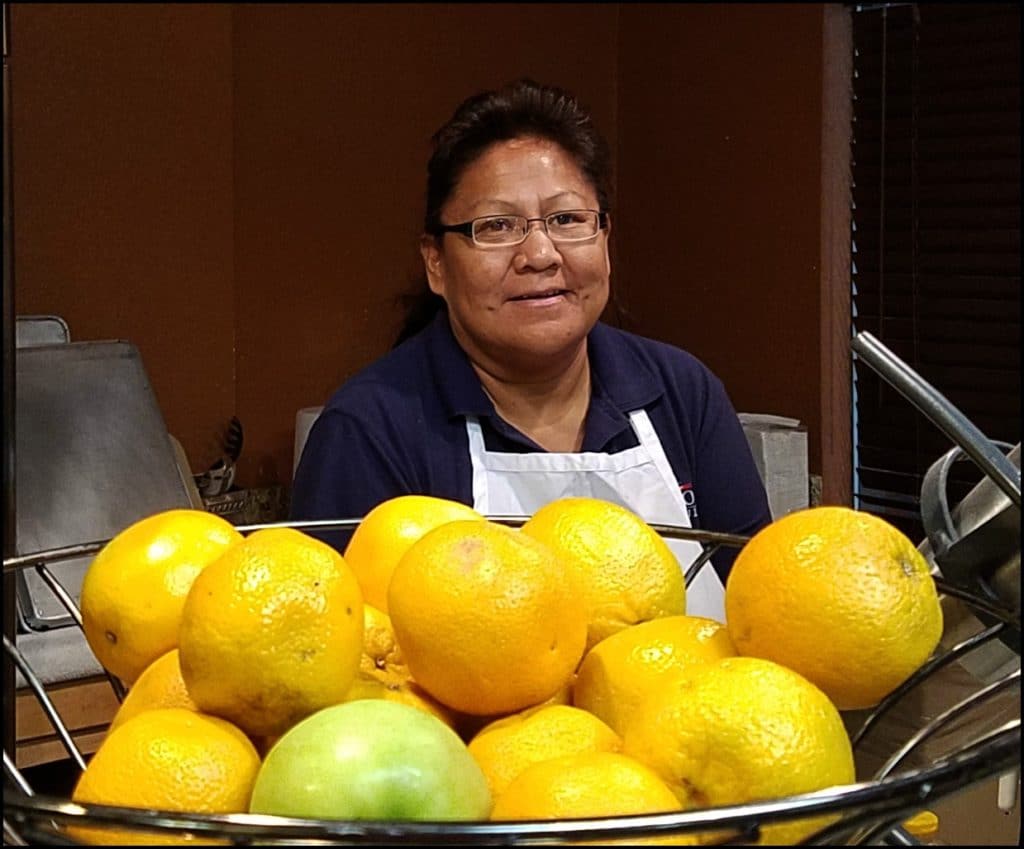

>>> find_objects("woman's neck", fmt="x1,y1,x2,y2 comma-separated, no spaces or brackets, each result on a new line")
472,345,591,452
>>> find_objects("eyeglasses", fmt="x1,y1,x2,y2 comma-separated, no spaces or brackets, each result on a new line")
434,209,608,247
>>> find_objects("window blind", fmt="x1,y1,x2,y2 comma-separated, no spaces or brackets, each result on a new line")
850,3,1020,542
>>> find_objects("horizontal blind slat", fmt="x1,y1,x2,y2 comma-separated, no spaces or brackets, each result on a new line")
851,2,1020,541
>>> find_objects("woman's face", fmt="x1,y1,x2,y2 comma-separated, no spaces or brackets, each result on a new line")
421,136,611,377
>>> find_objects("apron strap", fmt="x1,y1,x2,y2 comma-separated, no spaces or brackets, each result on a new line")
465,416,490,514
627,409,694,527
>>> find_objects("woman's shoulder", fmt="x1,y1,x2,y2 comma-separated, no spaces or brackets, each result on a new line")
592,322,724,392
322,330,436,417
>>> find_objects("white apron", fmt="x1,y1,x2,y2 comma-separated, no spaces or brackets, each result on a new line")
465,409,726,622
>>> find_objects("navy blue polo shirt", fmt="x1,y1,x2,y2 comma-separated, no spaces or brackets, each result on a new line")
290,311,771,580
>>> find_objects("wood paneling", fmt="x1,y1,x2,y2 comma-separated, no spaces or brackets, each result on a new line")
819,4,853,506
10,3,236,475
10,3,843,494
230,3,619,485
16,676,119,769
616,3,828,473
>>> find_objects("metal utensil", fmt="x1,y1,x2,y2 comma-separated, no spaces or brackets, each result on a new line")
194,416,243,498
851,332,1021,510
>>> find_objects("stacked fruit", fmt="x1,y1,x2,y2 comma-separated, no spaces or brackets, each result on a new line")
71,496,944,845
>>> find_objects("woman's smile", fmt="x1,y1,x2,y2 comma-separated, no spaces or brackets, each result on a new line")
505,286,573,306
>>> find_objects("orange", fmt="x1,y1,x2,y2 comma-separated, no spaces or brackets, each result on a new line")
520,497,686,651
109,649,197,732
343,675,457,729
491,750,683,821
358,602,409,687
725,506,943,709
468,703,622,800
388,519,587,715
621,656,855,845
178,527,364,738
344,494,484,612
902,810,940,840
450,678,574,743
80,509,243,684
343,603,457,728
573,615,736,736
70,707,260,845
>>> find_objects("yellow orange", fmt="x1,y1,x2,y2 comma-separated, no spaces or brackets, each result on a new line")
178,527,364,738
450,678,574,744
573,615,736,736
468,703,621,800
80,509,243,684
388,520,587,715
109,649,197,732
491,750,683,822
725,506,943,709
521,497,686,651
344,494,484,612
621,656,855,844
71,708,260,845
358,603,409,686
902,810,940,840
345,603,456,726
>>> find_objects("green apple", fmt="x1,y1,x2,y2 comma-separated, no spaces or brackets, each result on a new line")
248,699,492,820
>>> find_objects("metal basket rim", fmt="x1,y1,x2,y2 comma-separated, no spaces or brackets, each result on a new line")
4,515,1021,845
5,722,1020,844
2,517,749,574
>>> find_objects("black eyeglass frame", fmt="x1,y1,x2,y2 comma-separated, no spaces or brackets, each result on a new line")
432,209,610,246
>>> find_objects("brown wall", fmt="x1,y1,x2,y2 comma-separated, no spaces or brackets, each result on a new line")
229,3,619,485
10,3,236,472
10,3,840,495
616,3,826,446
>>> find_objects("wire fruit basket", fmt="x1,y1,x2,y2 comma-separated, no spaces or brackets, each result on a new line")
3,515,1020,846
3,331,1021,845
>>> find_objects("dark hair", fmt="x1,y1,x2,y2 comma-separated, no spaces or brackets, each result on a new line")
393,78,613,347
424,78,612,235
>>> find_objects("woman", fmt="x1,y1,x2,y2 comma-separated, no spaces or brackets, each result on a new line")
291,79,771,621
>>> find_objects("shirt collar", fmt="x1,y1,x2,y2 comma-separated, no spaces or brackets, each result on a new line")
424,311,494,420
425,310,665,422
587,321,664,411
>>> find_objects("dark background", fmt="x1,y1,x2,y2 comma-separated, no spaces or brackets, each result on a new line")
9,3,849,500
